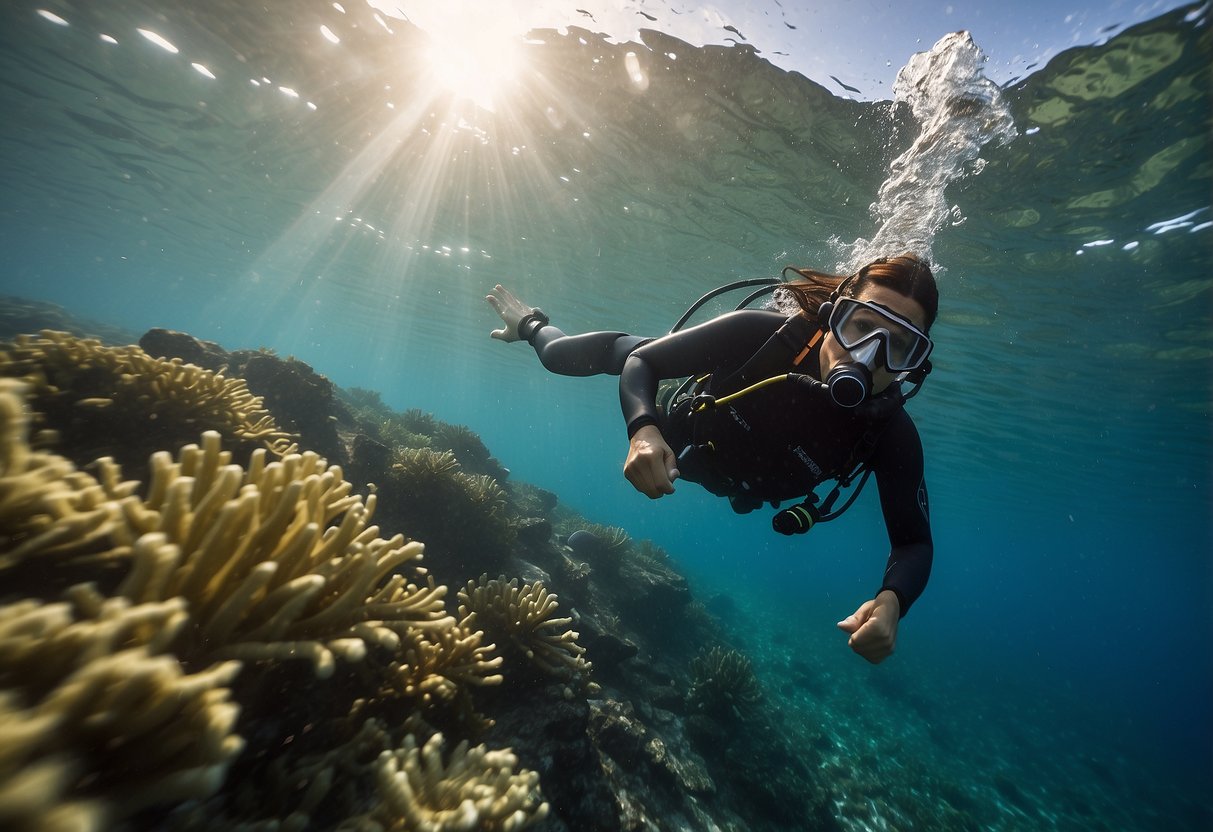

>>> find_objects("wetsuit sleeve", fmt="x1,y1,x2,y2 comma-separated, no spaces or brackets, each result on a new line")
869,410,933,616
619,309,788,437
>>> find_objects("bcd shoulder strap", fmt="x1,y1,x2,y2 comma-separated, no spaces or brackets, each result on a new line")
710,313,821,396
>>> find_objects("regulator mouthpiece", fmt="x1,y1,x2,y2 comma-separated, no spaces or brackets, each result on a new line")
827,339,880,408
827,363,872,408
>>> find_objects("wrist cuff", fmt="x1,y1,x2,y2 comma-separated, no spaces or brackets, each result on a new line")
626,416,659,439
517,309,550,344
877,586,908,619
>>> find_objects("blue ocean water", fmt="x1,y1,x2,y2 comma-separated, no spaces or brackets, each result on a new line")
1,1,1210,829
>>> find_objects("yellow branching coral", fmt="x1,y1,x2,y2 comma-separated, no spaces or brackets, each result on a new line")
364,732,549,832
391,620,503,715
0,379,120,568
458,576,590,685
0,330,297,458
0,592,244,828
100,431,452,677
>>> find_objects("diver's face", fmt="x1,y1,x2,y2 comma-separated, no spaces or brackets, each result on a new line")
819,284,929,395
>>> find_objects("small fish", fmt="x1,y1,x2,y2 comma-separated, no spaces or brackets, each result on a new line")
638,11,657,22
723,24,747,40
566,529,602,554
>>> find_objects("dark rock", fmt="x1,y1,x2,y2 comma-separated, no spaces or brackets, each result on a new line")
531,486,559,512
647,686,684,714
139,328,229,370
516,517,552,546
232,352,345,464
610,557,691,643
684,714,727,751
588,699,649,769
584,631,639,670
350,434,390,479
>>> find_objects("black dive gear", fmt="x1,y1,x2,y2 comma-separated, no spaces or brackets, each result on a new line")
517,308,550,343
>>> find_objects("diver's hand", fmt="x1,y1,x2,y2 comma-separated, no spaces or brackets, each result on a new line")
486,284,537,342
624,425,679,498
836,590,900,664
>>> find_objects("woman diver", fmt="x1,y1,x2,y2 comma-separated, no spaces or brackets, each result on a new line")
486,254,936,663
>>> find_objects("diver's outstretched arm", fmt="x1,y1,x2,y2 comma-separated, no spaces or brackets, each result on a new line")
485,284,650,376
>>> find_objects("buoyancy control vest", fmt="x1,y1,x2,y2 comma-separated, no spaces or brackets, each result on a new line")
664,313,906,514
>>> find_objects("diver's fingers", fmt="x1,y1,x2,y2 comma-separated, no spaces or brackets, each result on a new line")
488,284,527,311
646,458,676,497
626,459,666,498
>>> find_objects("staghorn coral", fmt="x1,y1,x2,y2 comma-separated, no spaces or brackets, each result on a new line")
462,473,509,517
100,431,451,677
354,732,549,832
390,620,503,719
687,646,764,719
457,576,590,686
0,591,244,829
0,330,297,474
0,379,119,570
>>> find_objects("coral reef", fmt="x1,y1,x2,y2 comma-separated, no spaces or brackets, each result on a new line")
433,421,509,481
0,379,117,569
1,318,846,832
458,575,591,688
0,331,296,479
359,732,549,832
0,294,136,345
0,591,244,830
101,431,450,677
141,330,350,466
0,380,547,828
374,448,515,580
686,645,764,719
389,618,504,727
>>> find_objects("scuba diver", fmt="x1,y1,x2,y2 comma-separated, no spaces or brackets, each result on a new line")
486,253,936,664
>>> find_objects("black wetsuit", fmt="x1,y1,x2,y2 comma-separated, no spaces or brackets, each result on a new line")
527,308,932,615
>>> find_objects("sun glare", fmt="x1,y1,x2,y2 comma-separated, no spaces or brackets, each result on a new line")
408,4,525,113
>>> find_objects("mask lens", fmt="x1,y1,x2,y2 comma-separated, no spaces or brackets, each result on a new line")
830,299,931,371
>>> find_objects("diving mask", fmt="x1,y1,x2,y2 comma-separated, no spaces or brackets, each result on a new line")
828,297,933,372
823,297,933,408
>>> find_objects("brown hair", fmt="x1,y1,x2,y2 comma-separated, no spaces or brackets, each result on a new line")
781,253,939,331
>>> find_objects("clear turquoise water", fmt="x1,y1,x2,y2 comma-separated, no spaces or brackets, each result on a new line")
1,1,1210,828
